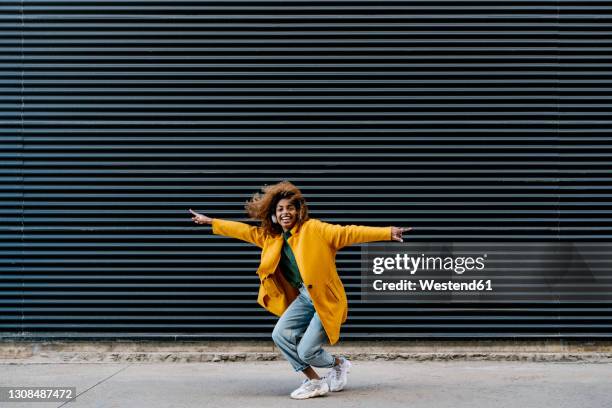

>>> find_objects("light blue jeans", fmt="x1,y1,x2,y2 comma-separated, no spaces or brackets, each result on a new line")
272,283,336,372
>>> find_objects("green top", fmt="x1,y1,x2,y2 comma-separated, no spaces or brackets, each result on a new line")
279,230,303,288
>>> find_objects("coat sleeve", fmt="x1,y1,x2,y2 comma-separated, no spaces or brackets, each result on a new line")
314,219,392,250
211,218,267,248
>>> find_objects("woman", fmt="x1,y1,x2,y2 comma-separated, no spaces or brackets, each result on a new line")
189,181,411,399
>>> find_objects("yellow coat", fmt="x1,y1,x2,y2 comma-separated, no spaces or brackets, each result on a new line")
211,217,392,345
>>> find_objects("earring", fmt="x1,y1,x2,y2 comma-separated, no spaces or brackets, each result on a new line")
271,215,277,223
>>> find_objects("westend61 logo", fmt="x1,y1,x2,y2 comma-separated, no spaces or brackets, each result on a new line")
372,253,488,275
361,242,612,303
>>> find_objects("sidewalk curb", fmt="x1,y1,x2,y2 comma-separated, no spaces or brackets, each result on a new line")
2,340,612,364
3,352,612,364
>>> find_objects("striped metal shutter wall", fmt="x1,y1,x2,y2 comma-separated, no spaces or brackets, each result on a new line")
2,1,612,340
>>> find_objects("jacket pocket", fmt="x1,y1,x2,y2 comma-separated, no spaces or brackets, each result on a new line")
326,281,340,302
261,275,282,298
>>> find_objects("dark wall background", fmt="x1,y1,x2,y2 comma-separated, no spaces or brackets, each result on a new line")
2,1,612,340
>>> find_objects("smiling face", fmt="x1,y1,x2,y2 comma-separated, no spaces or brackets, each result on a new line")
275,198,299,232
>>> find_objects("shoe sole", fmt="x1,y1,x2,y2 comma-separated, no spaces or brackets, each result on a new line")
290,384,330,400
290,389,329,400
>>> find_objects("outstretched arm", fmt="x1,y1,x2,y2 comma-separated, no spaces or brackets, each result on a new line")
315,219,413,250
189,209,266,248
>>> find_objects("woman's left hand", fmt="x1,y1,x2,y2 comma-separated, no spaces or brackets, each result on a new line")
391,226,413,242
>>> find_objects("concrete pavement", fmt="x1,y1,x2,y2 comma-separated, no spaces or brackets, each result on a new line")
0,360,610,408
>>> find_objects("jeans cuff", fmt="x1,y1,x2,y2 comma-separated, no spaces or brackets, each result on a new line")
293,364,310,373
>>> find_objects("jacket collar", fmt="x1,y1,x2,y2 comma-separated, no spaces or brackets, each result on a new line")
290,222,301,235
277,221,302,239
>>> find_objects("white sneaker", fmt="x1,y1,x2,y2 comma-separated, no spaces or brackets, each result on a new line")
324,357,352,392
290,378,329,399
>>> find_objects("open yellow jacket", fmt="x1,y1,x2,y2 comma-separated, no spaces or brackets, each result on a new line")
211,217,392,345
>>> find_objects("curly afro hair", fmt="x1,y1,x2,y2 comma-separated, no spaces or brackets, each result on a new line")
245,180,309,236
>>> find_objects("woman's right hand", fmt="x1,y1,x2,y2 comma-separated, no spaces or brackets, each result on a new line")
189,209,213,225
